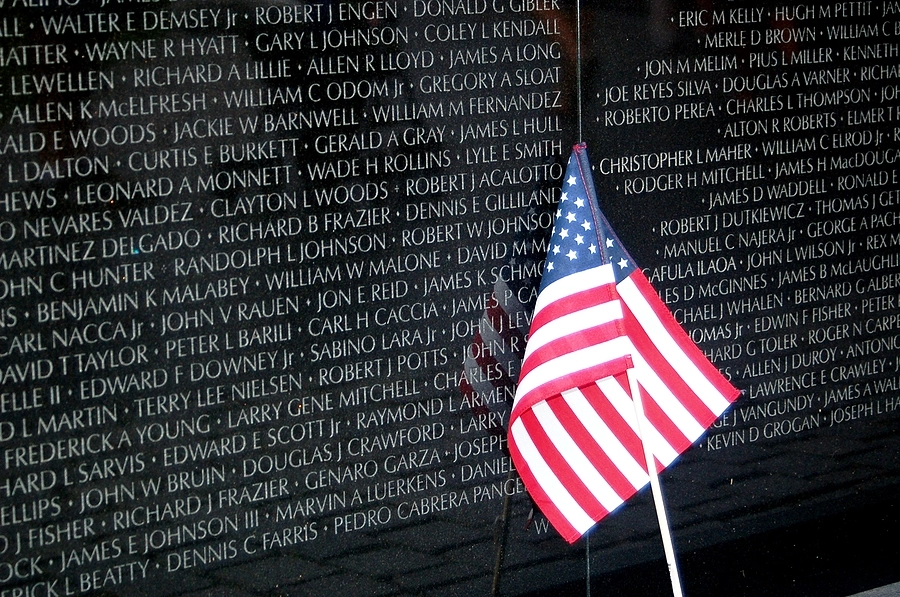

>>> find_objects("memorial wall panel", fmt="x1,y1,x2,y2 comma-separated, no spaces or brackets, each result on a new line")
0,0,898,595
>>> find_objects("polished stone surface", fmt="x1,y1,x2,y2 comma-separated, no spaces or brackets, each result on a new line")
852,583,900,597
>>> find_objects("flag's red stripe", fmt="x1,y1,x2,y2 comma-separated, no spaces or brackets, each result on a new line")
519,407,609,529
549,395,639,501
512,355,632,422
629,270,741,405
628,326,716,434
530,284,619,336
620,293,719,429
508,422,583,543
519,321,624,379
639,381,693,455
579,378,648,474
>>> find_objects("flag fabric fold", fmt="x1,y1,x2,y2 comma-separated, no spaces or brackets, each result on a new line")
508,143,740,543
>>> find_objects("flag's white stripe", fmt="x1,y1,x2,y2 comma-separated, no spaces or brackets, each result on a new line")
598,377,639,435
619,276,731,414
510,418,595,534
533,401,625,512
647,435,678,467
598,375,679,465
631,348,706,441
563,388,648,490
523,300,624,362
515,336,632,404
533,264,616,319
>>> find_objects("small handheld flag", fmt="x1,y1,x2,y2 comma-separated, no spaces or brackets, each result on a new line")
508,144,740,543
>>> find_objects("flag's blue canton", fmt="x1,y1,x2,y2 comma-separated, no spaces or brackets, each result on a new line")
540,156,603,289
596,211,637,284
541,154,637,290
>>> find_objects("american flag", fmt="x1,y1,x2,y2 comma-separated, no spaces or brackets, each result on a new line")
508,144,740,543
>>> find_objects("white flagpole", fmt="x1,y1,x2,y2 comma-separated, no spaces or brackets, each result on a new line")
627,369,685,597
